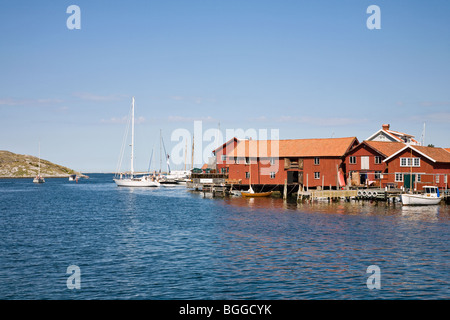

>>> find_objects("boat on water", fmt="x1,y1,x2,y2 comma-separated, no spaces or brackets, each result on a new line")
33,142,45,184
114,97,160,187
401,186,442,205
241,190,273,198
115,174,159,187
158,175,180,185
33,175,45,184
241,160,272,198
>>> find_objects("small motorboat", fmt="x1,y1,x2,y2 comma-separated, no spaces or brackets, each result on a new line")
401,186,442,206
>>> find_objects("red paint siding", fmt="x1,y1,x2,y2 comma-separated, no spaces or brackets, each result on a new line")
343,143,388,186
385,149,450,190
215,155,344,189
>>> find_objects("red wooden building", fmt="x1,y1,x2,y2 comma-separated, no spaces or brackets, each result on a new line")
343,140,406,187
383,145,450,190
214,137,358,190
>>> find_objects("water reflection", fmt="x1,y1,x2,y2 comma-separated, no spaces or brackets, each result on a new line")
401,205,440,221
218,195,450,222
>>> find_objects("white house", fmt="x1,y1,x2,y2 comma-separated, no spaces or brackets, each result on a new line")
367,124,420,145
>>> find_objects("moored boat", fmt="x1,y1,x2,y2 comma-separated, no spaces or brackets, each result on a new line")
401,186,442,205
33,142,45,184
113,97,160,187
241,190,273,198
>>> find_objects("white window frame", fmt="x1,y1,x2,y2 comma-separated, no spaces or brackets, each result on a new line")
349,156,356,164
395,173,403,182
314,172,320,179
375,156,382,164
270,172,276,179
245,172,250,179
314,157,320,165
400,157,420,167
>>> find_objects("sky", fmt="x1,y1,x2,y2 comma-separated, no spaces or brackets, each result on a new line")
1,0,449,173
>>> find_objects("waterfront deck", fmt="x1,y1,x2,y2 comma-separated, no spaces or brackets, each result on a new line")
187,173,450,203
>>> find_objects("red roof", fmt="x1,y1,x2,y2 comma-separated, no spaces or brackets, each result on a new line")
363,141,406,157
413,146,450,163
221,137,358,158
384,145,450,163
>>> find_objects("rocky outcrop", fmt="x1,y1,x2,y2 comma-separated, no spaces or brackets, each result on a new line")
0,150,85,178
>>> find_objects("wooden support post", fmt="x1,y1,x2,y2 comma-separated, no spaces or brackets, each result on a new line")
283,179,287,201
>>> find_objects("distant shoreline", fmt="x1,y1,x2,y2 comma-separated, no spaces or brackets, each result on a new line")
0,174,90,179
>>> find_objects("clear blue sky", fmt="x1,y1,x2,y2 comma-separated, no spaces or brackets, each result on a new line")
1,0,449,172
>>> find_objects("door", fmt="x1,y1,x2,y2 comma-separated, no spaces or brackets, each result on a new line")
287,171,299,184
404,174,416,189
361,156,370,170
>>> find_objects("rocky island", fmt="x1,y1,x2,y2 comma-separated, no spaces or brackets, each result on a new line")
0,150,86,178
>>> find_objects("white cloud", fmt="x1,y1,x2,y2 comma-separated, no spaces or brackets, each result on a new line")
269,115,367,126
73,92,125,102
0,98,63,106
169,96,216,104
168,115,216,122
100,116,145,124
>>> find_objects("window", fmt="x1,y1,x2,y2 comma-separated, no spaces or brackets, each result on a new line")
349,156,356,164
245,172,250,179
374,171,382,179
400,157,420,167
235,157,240,164
221,167,229,174
395,173,403,182
270,157,276,165
314,157,320,165
375,156,382,164
436,175,440,183
314,172,320,179
245,157,250,165
270,172,276,179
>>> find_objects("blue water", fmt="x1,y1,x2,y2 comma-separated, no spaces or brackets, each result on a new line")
0,174,448,299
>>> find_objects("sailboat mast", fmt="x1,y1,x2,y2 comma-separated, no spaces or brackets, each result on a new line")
38,142,41,176
160,129,162,173
191,134,195,170
131,97,135,176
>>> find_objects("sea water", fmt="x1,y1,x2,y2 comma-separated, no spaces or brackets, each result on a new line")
0,174,448,299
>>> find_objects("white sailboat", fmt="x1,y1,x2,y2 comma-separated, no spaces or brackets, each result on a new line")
114,97,160,187
33,142,45,184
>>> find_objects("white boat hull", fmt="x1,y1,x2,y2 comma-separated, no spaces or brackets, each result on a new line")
401,194,442,205
33,177,45,184
114,178,160,187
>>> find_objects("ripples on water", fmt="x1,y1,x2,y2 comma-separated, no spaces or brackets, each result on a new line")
0,174,449,299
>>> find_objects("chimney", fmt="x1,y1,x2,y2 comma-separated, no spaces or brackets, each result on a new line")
382,124,390,131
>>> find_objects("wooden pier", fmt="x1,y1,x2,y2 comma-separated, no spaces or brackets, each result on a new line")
187,173,450,204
